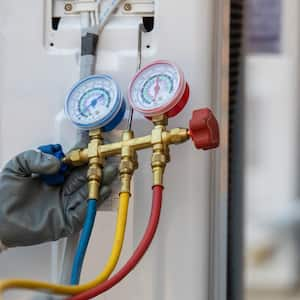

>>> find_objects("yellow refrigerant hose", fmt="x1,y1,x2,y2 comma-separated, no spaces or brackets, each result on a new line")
0,192,130,297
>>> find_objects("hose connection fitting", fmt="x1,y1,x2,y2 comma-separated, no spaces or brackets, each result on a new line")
87,129,104,200
119,130,137,194
151,115,168,186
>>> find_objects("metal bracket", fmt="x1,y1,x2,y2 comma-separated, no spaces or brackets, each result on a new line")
121,0,155,15
63,0,154,17
64,0,98,14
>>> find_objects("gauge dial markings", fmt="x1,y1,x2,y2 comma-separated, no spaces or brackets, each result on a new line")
66,75,124,130
128,60,187,117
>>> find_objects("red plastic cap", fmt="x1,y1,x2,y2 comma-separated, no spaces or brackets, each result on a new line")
189,108,220,150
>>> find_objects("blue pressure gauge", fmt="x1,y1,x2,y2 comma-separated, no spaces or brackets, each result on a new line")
65,75,126,131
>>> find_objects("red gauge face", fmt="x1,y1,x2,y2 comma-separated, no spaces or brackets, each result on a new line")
128,60,189,118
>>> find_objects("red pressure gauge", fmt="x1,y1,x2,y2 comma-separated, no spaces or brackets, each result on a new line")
128,60,190,118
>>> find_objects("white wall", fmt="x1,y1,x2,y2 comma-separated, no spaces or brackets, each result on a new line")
245,0,300,290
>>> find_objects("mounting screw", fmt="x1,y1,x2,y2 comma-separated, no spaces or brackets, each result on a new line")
64,3,73,12
123,3,132,11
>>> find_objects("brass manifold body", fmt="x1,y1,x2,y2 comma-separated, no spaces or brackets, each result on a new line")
63,115,190,199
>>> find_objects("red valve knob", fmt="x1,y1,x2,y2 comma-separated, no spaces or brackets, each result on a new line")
189,108,220,150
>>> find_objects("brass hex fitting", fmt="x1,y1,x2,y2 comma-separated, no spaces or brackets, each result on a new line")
119,159,135,175
152,152,167,166
62,149,88,166
152,115,168,126
166,128,190,144
87,163,102,200
87,129,104,200
151,117,168,186
119,131,136,194
151,144,167,186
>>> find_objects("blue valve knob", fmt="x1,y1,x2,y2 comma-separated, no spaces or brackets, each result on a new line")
38,144,68,185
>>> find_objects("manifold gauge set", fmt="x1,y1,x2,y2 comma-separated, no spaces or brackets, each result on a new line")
0,59,219,299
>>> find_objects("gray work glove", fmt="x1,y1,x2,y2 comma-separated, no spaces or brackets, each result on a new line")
0,149,118,248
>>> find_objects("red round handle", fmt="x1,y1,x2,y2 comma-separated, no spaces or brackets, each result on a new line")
189,108,220,150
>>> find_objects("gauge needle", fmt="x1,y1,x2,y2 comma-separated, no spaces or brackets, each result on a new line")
153,77,161,102
83,94,105,114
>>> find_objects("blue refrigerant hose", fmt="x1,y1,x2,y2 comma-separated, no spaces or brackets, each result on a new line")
70,199,98,285
38,144,99,285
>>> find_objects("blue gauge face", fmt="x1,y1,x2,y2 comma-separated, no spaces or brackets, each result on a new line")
66,75,122,129
78,88,111,118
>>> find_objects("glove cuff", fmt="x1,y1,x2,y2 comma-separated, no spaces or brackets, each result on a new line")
0,240,7,253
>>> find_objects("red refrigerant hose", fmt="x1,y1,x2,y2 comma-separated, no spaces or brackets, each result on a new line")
69,185,164,300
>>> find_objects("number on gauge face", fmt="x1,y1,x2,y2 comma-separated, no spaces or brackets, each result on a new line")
130,63,181,112
66,76,119,128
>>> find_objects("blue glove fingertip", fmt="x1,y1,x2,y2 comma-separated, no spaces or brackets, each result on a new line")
38,144,69,186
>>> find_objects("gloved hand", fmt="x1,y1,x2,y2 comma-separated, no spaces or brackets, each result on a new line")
0,149,118,248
